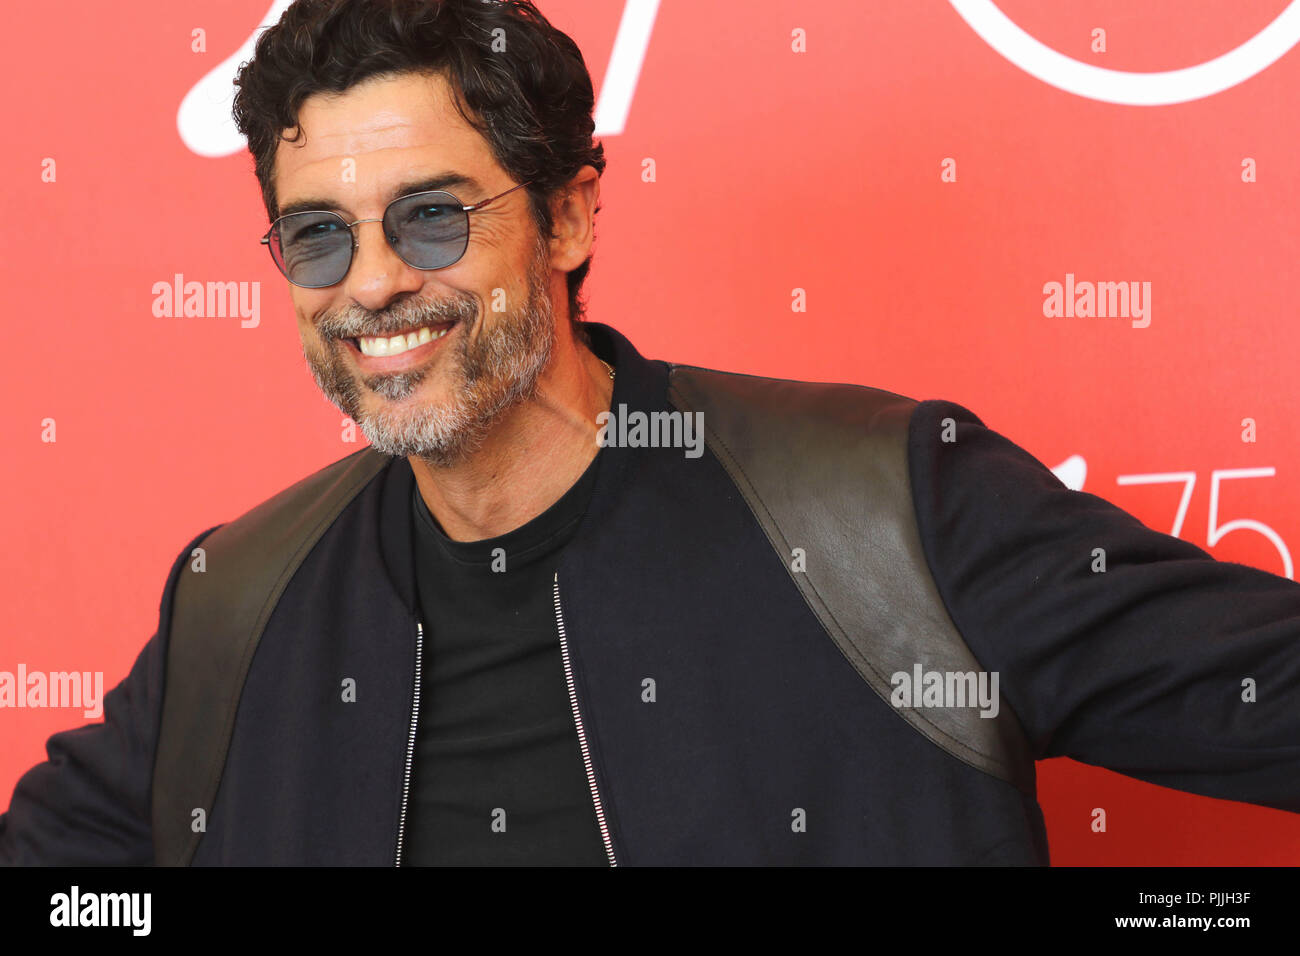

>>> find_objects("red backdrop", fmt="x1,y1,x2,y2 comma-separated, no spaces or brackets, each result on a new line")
3,0,1299,865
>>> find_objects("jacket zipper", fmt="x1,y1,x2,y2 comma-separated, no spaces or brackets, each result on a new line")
395,620,424,866
552,573,618,866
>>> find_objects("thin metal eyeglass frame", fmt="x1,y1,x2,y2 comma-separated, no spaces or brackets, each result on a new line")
259,180,533,288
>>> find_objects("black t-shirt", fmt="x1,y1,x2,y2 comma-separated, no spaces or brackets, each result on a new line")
403,450,609,865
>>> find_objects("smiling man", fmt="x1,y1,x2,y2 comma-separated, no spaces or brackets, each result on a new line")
3,0,1300,868
229,3,620,865
273,68,613,533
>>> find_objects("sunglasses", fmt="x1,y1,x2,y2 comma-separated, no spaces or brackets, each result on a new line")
260,181,532,288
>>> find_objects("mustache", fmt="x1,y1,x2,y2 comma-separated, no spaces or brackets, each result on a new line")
316,295,478,340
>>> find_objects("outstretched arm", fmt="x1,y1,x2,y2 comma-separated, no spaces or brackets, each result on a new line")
907,399,1300,812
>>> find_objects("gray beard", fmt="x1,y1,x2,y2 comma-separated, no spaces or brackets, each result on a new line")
300,235,556,468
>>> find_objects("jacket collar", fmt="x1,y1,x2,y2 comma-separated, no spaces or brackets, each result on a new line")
376,322,671,616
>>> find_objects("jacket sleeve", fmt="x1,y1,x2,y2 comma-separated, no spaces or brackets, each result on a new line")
906,399,1300,813
0,525,221,865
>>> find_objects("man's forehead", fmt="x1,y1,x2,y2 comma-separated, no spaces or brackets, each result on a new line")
272,72,494,200
296,113,445,156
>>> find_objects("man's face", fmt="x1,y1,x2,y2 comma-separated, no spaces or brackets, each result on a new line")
271,70,555,466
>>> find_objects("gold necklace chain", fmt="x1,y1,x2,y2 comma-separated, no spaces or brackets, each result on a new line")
599,357,615,380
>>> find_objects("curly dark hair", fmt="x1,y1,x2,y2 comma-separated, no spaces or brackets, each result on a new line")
232,0,605,324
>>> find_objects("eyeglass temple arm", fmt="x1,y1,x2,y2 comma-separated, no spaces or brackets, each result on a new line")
461,180,532,212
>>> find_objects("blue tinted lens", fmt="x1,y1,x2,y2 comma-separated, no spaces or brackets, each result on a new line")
385,192,469,269
274,211,353,288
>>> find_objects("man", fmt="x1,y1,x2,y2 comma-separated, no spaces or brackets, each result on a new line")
3,0,1298,866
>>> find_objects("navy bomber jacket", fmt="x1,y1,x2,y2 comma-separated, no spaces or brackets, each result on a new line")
3,321,1300,866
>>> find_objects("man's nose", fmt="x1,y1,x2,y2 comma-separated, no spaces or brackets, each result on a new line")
342,220,424,310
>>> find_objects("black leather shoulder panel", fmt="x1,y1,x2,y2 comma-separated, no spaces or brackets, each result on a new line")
667,364,1035,793
152,447,391,865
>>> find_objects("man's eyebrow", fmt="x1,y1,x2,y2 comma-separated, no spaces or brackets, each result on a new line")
275,172,485,219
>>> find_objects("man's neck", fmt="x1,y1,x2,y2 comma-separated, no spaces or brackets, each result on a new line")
407,326,613,542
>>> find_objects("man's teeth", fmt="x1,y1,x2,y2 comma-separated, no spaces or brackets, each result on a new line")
357,324,451,357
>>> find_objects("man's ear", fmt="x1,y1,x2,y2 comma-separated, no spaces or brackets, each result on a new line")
548,165,600,272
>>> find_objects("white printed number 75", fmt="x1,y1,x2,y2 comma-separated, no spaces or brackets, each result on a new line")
1116,468,1294,579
